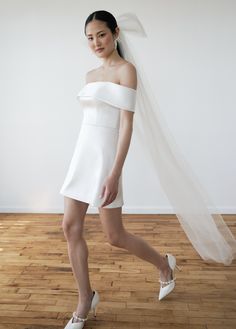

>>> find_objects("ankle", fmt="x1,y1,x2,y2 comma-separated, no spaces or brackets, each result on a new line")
79,290,94,302
159,256,169,273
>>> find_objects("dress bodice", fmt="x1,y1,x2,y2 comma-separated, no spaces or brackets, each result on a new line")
76,81,137,130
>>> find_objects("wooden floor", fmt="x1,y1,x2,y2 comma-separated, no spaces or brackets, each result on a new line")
0,213,235,329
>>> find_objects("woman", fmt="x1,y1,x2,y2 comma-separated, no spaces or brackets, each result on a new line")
60,10,180,329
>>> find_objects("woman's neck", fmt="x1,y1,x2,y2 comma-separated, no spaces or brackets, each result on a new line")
101,50,123,68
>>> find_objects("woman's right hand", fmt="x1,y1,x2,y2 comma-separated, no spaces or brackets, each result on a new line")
100,175,119,207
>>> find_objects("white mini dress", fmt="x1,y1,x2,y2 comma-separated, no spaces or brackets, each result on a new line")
59,81,137,208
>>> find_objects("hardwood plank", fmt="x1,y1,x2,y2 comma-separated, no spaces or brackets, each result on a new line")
0,213,235,328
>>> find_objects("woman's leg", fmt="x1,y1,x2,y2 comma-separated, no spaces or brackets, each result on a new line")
62,196,93,319
98,206,172,285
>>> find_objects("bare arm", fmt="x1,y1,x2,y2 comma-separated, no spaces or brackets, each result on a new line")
110,63,137,178
109,110,134,179
100,63,137,207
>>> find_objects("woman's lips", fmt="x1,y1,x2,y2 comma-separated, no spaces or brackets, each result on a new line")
96,48,104,52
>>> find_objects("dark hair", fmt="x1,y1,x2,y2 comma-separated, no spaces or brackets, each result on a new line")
84,10,124,58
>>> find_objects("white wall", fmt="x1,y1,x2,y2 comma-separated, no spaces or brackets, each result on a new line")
0,0,235,214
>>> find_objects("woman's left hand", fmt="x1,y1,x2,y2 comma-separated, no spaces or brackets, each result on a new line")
100,174,119,207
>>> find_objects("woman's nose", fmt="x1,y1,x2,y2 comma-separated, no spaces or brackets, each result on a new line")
94,38,101,47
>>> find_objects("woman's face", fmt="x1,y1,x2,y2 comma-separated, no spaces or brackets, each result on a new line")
85,20,118,58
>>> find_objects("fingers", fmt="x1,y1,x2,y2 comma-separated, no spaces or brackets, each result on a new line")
100,179,119,207
101,195,113,207
101,191,117,207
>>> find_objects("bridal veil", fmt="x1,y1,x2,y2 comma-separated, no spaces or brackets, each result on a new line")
116,12,236,266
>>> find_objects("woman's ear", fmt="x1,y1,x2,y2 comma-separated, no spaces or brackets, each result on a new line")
115,26,120,39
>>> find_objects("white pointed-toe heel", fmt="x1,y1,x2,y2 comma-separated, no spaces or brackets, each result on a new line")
158,253,181,301
64,290,100,329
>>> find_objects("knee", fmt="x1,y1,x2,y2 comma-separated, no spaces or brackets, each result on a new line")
61,216,83,241
106,230,126,248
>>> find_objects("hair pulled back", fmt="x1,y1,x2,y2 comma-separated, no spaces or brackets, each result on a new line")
84,10,124,58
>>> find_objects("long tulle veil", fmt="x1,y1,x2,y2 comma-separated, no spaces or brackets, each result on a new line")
116,12,236,266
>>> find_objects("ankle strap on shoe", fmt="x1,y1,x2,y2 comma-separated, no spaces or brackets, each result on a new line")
159,277,176,284
73,311,88,322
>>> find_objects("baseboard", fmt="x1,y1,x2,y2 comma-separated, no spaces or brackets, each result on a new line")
0,206,235,214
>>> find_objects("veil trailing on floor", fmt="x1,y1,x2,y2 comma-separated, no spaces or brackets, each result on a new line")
116,12,236,266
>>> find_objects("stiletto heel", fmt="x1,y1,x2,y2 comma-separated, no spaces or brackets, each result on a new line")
158,253,181,301
92,306,97,317
90,290,100,318
64,290,100,329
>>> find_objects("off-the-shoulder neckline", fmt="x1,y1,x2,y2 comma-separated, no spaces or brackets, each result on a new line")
85,81,137,92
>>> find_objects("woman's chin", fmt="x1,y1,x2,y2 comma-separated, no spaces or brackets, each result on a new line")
96,52,106,58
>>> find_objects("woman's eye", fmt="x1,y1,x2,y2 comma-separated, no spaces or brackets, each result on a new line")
99,33,105,37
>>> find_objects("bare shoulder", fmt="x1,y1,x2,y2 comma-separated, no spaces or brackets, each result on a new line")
85,67,100,83
119,61,137,90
